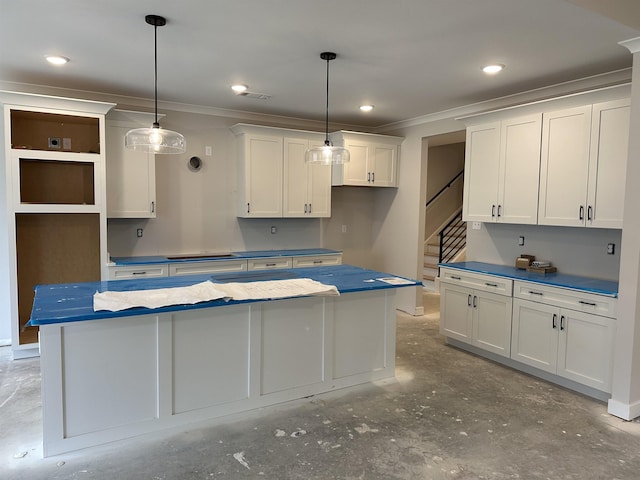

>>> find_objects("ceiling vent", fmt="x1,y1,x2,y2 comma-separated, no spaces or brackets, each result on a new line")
237,91,271,100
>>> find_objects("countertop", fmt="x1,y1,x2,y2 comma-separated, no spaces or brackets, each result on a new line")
440,261,618,297
110,249,341,266
28,264,421,326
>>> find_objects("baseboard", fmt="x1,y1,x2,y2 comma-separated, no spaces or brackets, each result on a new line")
0,338,11,347
607,398,640,421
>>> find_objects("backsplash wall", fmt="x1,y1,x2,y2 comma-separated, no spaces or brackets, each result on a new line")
466,222,622,281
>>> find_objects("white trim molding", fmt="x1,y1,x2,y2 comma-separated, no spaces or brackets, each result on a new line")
620,37,640,54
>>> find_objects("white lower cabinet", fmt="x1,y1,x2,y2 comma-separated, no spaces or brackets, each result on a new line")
511,296,615,393
440,277,513,358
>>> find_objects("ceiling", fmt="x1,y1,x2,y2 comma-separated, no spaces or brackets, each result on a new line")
1,0,639,129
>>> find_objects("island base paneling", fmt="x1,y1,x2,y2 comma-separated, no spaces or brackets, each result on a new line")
39,290,396,456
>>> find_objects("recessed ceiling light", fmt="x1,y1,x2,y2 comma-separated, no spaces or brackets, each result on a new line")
231,84,248,93
482,64,505,74
46,55,69,65
360,105,374,112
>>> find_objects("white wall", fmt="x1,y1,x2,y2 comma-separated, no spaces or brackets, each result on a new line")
467,223,622,281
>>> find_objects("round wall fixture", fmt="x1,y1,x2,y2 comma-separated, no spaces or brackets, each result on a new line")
188,156,203,172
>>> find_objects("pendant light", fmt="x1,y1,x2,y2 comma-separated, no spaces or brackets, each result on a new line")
305,52,350,164
125,15,186,154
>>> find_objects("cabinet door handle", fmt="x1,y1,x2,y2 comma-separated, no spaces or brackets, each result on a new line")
492,205,496,217
587,205,593,221
151,201,155,213
560,315,565,331
304,204,307,214
529,290,543,296
451,275,461,280
247,202,250,213
309,203,312,213
472,295,477,308
467,294,472,306
367,172,371,182
371,172,375,183
497,205,502,217
552,313,557,329
485,282,498,287
579,205,584,221
579,300,597,307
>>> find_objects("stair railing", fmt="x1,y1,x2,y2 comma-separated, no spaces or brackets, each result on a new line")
426,170,464,209
439,209,466,264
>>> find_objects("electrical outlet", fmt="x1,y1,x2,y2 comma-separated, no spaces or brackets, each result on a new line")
518,236,525,246
341,224,348,234
270,226,277,234
136,228,143,238
472,222,481,230
607,243,615,255
205,146,212,156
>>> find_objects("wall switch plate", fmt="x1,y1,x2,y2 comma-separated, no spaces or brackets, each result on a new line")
607,243,615,255
471,222,481,230
518,236,525,246
205,146,212,156
63,137,71,150
341,225,348,234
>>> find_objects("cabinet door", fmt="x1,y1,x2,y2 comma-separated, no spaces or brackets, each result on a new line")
511,298,558,374
463,122,500,222
283,137,309,217
307,161,331,217
498,114,541,224
557,309,615,392
472,291,513,358
538,106,592,226
439,283,473,344
587,99,630,229
241,135,283,217
106,124,156,218
341,142,369,186
370,144,398,187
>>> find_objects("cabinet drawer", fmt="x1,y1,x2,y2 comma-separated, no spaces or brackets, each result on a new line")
108,264,169,280
513,281,616,318
440,268,512,296
247,257,293,271
292,254,342,268
169,260,247,276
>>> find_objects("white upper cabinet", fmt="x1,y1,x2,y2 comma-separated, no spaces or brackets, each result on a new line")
538,105,592,227
586,99,630,229
538,100,630,228
330,131,403,187
232,124,331,218
105,118,157,218
283,136,331,217
463,114,541,224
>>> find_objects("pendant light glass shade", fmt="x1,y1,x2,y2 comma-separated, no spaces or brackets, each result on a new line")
305,52,349,164
125,15,186,154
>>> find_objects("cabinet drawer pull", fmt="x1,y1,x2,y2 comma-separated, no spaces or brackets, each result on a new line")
528,290,543,296
265,263,276,267
450,275,461,280
313,260,323,264
579,205,584,221
579,300,597,307
485,282,498,287
560,315,565,331
131,271,147,276
552,313,557,329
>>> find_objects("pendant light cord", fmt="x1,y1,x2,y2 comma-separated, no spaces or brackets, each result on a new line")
324,57,330,146
153,22,159,128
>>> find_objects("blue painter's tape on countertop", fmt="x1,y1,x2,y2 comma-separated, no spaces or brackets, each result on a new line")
110,249,341,265
439,261,618,297
28,265,421,326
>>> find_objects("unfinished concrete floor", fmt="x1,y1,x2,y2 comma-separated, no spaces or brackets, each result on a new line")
2,292,640,479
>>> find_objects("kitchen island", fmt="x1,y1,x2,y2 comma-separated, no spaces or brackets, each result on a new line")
29,265,420,456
